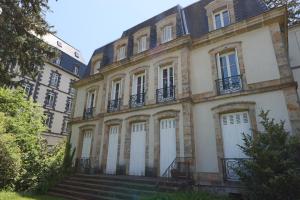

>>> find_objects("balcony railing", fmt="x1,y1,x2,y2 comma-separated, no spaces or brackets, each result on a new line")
222,158,248,181
107,99,122,113
156,86,176,103
75,157,100,174
129,93,145,108
216,75,243,95
83,107,95,119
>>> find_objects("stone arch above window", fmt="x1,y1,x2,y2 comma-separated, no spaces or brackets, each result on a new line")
91,53,103,75
205,0,235,31
129,66,150,105
155,14,177,45
133,27,151,54
107,73,126,102
104,118,123,126
114,37,128,61
154,57,179,95
209,41,248,95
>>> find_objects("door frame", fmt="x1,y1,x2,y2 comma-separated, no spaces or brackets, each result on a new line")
153,110,180,177
124,115,150,175
77,125,96,160
101,119,122,174
211,101,257,182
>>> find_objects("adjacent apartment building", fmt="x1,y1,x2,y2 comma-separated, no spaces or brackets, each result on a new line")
69,0,300,186
19,34,86,146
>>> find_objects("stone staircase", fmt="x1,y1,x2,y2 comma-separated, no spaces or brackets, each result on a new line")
48,173,191,200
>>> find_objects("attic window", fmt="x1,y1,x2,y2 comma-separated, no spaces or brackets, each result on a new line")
214,10,230,29
74,52,79,58
57,41,62,47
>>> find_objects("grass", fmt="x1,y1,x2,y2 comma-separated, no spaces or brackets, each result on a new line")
141,191,231,200
0,191,65,200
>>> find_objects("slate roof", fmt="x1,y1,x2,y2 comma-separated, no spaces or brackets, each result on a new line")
58,51,86,78
84,0,268,78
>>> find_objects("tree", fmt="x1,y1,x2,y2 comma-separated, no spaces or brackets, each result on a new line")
237,111,300,200
0,0,57,87
0,88,70,192
262,0,300,25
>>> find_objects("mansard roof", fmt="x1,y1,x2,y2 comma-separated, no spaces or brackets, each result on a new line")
84,0,268,78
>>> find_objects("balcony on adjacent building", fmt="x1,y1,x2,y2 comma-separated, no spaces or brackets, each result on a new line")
156,86,176,103
129,93,145,108
216,75,243,95
107,99,122,113
83,107,95,119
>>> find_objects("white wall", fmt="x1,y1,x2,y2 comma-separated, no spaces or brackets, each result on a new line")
193,90,291,173
190,26,280,95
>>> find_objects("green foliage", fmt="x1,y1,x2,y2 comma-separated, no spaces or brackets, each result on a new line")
0,0,57,87
0,119,22,190
262,0,300,25
0,87,72,193
141,191,229,200
237,111,300,200
0,191,65,200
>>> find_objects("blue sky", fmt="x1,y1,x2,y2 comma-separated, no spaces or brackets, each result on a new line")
46,0,197,63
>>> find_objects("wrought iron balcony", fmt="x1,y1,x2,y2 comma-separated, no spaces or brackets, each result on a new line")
107,99,122,113
216,75,243,95
156,86,176,103
83,107,95,119
75,157,100,174
222,158,249,181
129,93,145,108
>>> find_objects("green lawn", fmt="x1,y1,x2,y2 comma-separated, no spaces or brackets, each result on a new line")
141,191,231,200
0,192,64,200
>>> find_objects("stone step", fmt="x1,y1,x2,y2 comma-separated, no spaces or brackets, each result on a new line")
58,182,155,196
49,187,130,200
48,174,188,200
73,173,185,187
48,191,85,200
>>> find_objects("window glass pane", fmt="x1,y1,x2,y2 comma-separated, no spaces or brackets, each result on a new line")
115,83,120,99
222,10,230,26
169,67,173,86
214,14,222,29
162,69,168,88
219,56,229,79
228,53,239,77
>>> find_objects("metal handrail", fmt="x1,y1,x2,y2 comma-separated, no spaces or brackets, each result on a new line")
215,75,243,95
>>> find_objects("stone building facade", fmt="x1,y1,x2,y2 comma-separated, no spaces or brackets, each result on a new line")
19,34,86,146
70,0,300,186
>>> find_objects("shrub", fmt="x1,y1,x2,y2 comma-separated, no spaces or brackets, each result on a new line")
0,132,22,190
237,111,300,200
0,88,73,193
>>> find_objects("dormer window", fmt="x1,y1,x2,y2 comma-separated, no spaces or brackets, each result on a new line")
74,65,79,75
214,10,230,29
117,45,126,61
137,36,147,53
162,25,172,43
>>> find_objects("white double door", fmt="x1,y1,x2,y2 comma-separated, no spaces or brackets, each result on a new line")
160,118,176,176
221,112,252,159
129,122,146,176
81,131,92,158
106,126,119,175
